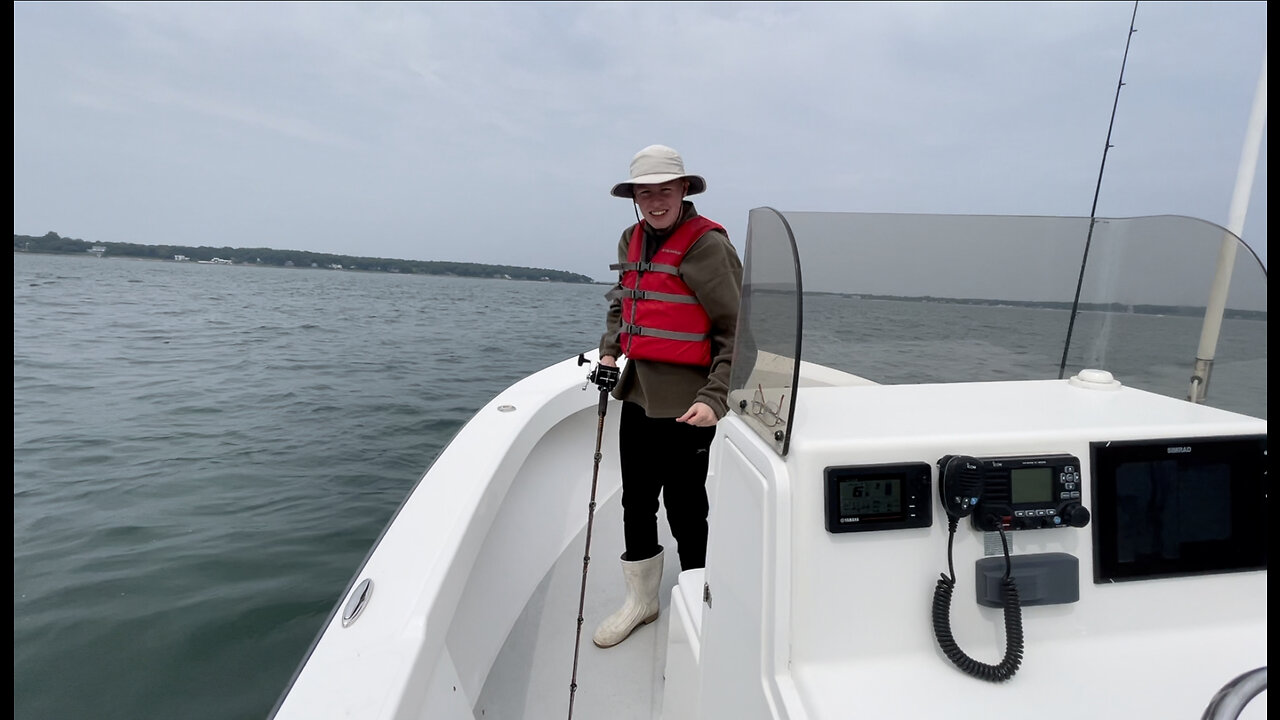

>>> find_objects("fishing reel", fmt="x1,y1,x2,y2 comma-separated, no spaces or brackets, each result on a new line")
577,353,619,392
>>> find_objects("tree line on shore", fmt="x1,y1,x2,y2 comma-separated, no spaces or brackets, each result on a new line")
13,232,597,284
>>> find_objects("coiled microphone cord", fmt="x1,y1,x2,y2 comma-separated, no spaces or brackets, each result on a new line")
931,517,1024,682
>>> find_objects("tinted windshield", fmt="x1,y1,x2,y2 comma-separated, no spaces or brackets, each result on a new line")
729,210,1268,455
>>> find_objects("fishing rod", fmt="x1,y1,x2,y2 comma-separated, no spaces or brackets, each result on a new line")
1057,0,1139,380
566,353,619,719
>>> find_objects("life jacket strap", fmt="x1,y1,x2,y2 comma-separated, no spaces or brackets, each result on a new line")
609,261,680,275
606,287,699,304
620,322,708,342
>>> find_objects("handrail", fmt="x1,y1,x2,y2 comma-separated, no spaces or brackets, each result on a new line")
1202,667,1267,720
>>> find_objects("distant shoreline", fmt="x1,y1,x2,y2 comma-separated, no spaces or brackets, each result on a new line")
15,249,612,284
13,232,602,284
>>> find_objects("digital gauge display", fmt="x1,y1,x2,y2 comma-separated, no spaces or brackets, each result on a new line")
839,476,902,516
1010,467,1053,504
824,462,932,533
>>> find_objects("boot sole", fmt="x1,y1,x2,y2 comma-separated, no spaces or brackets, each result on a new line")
592,611,659,649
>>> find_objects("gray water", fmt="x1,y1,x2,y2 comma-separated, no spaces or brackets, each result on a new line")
12,251,1266,720
14,253,605,720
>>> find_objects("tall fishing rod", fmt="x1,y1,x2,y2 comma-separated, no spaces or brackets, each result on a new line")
566,354,619,719
1057,0,1139,380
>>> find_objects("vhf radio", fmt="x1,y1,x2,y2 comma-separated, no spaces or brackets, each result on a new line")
942,453,1090,532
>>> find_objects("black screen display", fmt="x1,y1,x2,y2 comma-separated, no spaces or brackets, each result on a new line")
824,462,931,533
1091,435,1267,582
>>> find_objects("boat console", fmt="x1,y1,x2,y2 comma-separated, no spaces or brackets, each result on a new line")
664,210,1268,719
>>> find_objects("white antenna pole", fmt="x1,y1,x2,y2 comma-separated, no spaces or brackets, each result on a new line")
1188,49,1267,404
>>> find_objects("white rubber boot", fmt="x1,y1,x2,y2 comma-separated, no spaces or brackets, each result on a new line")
593,548,664,649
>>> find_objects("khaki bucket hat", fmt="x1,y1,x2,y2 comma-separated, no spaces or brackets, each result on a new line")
610,144,707,198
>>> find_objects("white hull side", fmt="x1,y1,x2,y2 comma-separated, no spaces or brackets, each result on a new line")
275,351,658,719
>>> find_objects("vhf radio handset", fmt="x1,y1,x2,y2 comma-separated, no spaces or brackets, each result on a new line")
939,455,983,520
931,454,1023,683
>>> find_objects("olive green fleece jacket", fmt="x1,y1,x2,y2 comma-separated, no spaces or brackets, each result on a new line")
599,201,743,419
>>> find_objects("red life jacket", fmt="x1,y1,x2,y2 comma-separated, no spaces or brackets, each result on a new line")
611,216,724,367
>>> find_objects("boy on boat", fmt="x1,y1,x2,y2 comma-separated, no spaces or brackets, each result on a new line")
594,144,743,648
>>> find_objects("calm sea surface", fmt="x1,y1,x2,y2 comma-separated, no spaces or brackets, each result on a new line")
13,251,1266,720
14,253,605,720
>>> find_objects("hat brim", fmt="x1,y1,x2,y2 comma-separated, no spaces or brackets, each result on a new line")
611,173,706,199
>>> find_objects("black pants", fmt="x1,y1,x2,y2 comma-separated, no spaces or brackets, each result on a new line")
619,401,717,571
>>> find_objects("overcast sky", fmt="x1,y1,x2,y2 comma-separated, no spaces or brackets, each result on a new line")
13,1,1268,282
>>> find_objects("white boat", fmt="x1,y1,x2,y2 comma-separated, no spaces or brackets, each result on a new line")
269,207,1267,719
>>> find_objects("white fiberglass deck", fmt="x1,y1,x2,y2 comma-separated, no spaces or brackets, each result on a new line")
477,478,680,719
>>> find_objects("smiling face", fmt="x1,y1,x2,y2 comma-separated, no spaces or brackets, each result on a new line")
633,179,688,230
